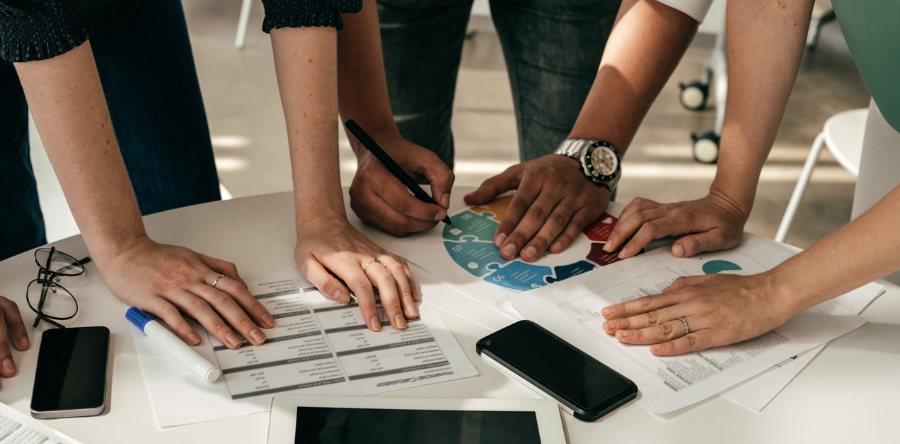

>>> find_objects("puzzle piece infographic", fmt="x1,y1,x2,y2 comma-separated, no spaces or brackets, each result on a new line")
443,202,632,291
484,261,553,291
443,210,499,242
445,236,510,277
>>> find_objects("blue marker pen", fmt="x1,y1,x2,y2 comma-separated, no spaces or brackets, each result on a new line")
126,307,221,383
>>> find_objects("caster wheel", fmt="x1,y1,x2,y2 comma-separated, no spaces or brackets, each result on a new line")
679,80,709,111
691,131,720,164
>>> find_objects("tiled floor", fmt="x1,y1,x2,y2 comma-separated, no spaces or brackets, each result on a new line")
32,1,871,252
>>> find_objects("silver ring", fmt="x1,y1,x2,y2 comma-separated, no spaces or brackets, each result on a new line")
363,260,385,273
678,317,690,335
212,274,227,288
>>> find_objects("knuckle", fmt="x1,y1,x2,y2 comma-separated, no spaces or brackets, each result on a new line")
645,310,661,325
208,290,232,306
186,296,209,313
238,318,257,331
551,211,570,229
157,303,180,319
685,333,699,348
637,296,653,309
213,322,233,337
659,322,674,336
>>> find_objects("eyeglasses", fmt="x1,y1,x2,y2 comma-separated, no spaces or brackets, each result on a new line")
26,247,91,329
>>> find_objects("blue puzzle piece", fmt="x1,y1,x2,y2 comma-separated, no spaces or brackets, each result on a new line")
444,238,510,277
545,260,597,284
442,210,499,242
483,261,553,291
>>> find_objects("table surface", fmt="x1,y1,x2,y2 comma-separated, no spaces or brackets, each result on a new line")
0,189,897,443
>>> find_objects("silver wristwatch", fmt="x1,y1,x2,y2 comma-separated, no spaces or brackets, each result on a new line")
554,139,621,193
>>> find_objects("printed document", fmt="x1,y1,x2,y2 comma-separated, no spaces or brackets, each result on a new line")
0,402,81,444
509,242,870,414
130,271,477,428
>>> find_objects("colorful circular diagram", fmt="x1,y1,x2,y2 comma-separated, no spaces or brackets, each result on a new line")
442,196,625,291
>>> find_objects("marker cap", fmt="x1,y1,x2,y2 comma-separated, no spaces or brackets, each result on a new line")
126,307,152,331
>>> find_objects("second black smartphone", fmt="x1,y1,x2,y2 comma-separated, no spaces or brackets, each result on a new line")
476,321,637,422
31,326,110,419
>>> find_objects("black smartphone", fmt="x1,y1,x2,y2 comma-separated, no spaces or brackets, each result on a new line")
476,320,637,422
31,326,110,419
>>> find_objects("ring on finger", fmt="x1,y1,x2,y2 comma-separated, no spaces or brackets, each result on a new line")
212,274,227,288
363,259,386,273
678,317,690,335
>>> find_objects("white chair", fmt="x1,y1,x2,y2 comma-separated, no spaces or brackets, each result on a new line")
235,0,253,49
775,108,867,242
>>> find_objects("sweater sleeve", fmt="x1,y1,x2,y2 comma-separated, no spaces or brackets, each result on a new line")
261,0,362,33
0,0,92,62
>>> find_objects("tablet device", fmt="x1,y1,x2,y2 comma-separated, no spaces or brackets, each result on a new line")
267,395,566,444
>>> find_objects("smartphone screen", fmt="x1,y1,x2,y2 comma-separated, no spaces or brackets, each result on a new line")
31,327,110,418
477,321,635,419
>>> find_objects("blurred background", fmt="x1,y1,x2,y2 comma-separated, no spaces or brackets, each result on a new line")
30,0,868,250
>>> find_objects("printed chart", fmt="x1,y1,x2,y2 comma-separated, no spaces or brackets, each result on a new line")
442,196,627,291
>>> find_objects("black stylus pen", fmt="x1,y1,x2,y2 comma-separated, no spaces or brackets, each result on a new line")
344,120,454,227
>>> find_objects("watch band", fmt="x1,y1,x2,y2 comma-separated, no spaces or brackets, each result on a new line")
554,139,599,160
554,139,620,193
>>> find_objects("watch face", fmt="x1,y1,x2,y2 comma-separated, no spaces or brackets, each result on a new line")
589,145,618,176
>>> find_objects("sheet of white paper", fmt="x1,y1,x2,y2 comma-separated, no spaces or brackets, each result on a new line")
0,402,82,444
510,244,867,414
389,199,670,322
716,236,884,410
130,271,477,428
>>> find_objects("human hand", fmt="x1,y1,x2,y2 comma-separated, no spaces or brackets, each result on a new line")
295,214,419,332
603,192,749,259
600,273,792,356
349,131,454,236
464,155,609,262
101,237,274,350
0,297,29,377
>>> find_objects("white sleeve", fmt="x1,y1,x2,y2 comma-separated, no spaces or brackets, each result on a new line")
655,0,714,23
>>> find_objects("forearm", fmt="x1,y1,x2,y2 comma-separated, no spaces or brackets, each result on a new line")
710,0,813,212
568,0,698,154
270,27,346,222
14,42,147,265
768,185,900,317
337,0,398,156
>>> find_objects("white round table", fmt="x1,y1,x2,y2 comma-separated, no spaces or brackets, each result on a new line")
0,189,897,443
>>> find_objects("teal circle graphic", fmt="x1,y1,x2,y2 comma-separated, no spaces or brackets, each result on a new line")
702,260,742,274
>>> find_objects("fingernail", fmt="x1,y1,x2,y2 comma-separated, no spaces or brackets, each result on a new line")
618,248,628,259
434,211,447,222
370,317,382,332
601,307,613,317
441,195,450,208
188,331,201,345
650,345,662,353
605,320,617,330
502,243,516,258
494,233,507,248
550,242,562,253
618,330,631,338
405,302,419,318
226,332,242,347
332,290,347,303
673,243,684,258
262,313,275,328
250,328,266,344
2,358,15,375
18,337,29,348
394,314,408,329
603,243,612,252
523,246,536,260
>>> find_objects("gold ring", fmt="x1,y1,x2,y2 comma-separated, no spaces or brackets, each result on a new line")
363,260,385,273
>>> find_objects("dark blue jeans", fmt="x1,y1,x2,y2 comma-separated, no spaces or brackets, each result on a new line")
0,0,220,261
377,0,621,167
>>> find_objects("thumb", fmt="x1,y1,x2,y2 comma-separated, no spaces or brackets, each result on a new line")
422,157,455,209
673,229,731,258
464,167,520,206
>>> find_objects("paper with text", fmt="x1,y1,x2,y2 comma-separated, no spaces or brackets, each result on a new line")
0,402,81,444
510,242,869,414
130,271,477,428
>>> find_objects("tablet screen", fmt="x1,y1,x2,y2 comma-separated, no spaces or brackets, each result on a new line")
294,407,542,444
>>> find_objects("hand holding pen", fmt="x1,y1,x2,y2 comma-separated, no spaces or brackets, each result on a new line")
344,121,456,236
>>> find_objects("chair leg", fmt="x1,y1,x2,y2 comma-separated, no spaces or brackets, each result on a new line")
775,132,826,243
235,0,253,50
